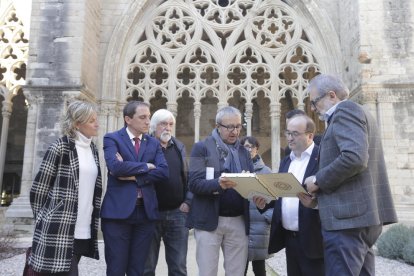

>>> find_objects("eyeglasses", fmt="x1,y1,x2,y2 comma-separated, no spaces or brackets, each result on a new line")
243,144,255,151
284,130,309,138
310,92,328,108
218,123,243,132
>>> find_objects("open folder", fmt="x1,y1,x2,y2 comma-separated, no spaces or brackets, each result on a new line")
221,172,307,203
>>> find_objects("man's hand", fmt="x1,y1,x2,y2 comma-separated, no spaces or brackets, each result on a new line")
219,176,237,190
252,195,267,210
117,176,136,181
116,152,123,162
179,202,190,213
147,163,156,170
304,175,319,195
297,192,318,208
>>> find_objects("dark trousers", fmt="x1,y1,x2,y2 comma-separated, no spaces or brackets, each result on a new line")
245,260,266,276
285,231,324,276
102,205,156,276
322,225,382,276
144,208,189,276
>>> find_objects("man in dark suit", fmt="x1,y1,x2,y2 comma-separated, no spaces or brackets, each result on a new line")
304,74,398,276
101,101,169,276
255,115,324,276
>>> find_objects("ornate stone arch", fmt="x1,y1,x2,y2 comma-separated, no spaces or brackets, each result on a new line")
0,5,28,100
102,0,342,168
0,3,29,204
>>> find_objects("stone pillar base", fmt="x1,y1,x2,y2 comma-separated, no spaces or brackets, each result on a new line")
4,195,34,237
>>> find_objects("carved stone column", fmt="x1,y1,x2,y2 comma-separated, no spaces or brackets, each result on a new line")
193,102,201,142
217,102,227,110
270,102,281,171
116,101,126,131
0,100,12,196
361,85,378,122
167,102,178,117
99,99,121,193
167,102,178,136
296,102,305,111
244,102,253,136
5,91,38,224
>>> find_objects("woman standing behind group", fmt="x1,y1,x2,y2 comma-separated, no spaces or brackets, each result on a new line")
28,100,102,275
241,136,273,276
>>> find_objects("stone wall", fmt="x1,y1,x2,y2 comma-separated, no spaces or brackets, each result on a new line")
359,0,414,223
97,0,132,94
27,1,81,86
319,0,414,223
82,0,102,94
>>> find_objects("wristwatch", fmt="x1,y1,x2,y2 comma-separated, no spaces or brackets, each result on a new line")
312,176,318,186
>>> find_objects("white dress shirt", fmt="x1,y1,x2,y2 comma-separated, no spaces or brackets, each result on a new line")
281,143,315,231
126,127,143,146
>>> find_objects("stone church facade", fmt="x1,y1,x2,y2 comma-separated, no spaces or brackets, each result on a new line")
0,0,413,233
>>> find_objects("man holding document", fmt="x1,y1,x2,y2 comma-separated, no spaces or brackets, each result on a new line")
187,106,253,276
304,74,397,275
254,115,325,276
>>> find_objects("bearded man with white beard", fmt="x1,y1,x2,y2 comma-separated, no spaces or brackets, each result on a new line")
144,109,193,276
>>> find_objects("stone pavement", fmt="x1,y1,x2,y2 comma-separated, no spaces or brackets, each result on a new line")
2,231,414,275
1,231,277,276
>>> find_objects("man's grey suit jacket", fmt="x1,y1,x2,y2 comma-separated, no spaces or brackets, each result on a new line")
315,100,397,231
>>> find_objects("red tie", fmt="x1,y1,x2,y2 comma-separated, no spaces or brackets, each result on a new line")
133,137,143,198
133,137,140,155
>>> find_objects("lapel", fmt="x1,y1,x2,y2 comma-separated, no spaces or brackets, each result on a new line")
120,127,137,158
303,145,319,181
137,134,148,161
279,156,291,173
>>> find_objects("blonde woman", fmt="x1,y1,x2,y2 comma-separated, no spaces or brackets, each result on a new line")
28,100,102,275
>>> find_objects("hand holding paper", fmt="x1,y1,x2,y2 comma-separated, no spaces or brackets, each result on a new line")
219,176,237,190
221,172,307,202
252,195,268,209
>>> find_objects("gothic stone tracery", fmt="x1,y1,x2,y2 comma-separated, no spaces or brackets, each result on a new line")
124,0,322,168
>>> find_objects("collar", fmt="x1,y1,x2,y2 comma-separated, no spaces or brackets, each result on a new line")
289,142,315,161
163,137,175,149
252,154,260,163
167,137,174,147
324,99,347,121
75,131,92,148
126,127,143,141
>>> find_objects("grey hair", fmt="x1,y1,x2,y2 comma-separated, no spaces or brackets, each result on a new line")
215,106,241,124
61,100,97,138
307,74,349,100
149,109,175,135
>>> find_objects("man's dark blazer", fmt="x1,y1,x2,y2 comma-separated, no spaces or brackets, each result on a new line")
267,145,324,259
101,127,169,221
186,135,254,234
